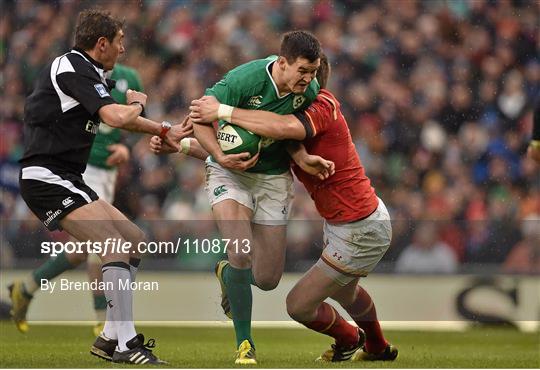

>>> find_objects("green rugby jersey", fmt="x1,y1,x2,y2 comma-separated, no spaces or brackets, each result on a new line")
87,63,143,169
206,55,320,175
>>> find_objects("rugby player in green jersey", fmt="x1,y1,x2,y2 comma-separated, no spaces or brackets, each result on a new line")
9,63,144,336
191,30,322,364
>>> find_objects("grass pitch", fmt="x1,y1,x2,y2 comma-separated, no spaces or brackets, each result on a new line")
0,322,538,368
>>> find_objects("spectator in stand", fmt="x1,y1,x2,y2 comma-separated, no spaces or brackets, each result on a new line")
503,215,540,274
395,222,458,274
1,0,539,272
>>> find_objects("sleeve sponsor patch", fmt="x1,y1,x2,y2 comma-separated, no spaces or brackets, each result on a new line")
94,83,110,98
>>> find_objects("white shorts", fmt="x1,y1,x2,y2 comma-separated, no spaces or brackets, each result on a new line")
204,161,294,225
316,198,392,286
82,164,118,204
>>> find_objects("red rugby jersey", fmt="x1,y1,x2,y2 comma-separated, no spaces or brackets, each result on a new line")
292,89,378,223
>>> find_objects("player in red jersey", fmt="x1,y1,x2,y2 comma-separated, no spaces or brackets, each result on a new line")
189,54,398,362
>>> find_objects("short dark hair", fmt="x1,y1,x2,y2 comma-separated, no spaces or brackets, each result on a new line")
74,9,124,50
280,30,321,64
317,53,330,89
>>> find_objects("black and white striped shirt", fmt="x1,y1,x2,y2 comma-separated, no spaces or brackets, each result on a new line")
20,48,116,174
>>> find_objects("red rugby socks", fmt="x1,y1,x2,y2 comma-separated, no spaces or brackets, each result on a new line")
302,302,359,347
343,286,387,354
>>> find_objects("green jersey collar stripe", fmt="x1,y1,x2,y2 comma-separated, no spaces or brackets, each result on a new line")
266,59,291,100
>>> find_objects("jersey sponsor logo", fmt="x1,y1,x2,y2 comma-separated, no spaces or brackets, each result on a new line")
94,83,110,98
62,196,74,208
85,120,99,134
213,185,228,198
43,209,62,227
247,95,263,108
293,95,306,109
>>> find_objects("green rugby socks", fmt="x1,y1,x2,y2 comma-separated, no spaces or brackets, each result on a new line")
223,265,254,347
26,252,77,294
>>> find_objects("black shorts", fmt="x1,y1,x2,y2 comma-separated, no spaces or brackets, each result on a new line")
19,165,99,231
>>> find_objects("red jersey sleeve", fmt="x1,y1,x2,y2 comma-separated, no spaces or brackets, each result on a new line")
294,90,339,138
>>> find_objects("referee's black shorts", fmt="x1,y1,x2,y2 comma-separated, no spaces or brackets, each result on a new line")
19,165,99,231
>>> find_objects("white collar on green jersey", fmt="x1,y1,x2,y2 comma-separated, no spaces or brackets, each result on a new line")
266,57,291,99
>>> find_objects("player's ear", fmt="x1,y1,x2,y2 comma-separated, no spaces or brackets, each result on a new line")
97,36,108,52
277,56,287,70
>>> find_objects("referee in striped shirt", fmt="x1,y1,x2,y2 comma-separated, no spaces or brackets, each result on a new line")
12,9,190,365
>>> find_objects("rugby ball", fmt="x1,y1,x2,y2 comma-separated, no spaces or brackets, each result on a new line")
217,124,261,158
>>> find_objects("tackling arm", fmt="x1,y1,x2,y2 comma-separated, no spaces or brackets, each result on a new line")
189,95,307,140
230,109,306,140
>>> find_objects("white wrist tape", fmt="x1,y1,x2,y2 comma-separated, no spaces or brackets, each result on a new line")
217,104,234,122
179,138,191,154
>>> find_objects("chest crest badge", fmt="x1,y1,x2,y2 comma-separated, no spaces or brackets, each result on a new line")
293,95,306,109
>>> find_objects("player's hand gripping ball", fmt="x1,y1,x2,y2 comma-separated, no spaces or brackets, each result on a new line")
217,124,261,158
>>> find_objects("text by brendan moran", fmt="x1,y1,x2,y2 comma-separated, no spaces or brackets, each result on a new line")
40,279,159,293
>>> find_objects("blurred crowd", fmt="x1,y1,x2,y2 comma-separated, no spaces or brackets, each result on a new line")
1,0,539,274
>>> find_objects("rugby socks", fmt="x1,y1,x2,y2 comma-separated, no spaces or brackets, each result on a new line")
98,257,141,332
222,265,254,347
87,253,108,323
96,258,140,338
102,300,117,340
342,285,387,354
102,262,136,351
26,252,77,295
301,302,359,347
